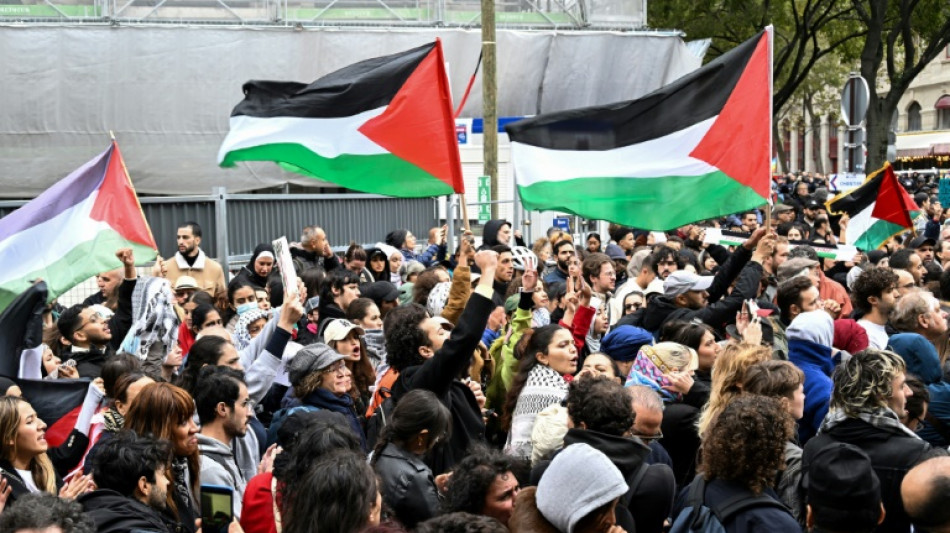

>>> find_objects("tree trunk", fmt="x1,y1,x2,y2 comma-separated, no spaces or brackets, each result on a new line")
865,101,890,171
773,120,789,174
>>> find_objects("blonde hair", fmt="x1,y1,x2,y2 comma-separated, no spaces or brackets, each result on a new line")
697,343,771,437
0,396,57,494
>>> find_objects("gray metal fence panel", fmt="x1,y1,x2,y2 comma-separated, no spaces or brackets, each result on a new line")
225,194,438,257
0,193,437,266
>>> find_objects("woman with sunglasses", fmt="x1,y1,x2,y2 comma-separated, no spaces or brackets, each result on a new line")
285,344,366,451
371,389,451,528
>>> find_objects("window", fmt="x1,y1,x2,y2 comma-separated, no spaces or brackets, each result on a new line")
908,102,922,131
937,95,950,130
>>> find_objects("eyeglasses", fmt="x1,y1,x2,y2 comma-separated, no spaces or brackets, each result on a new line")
322,360,348,375
624,303,643,312
74,311,105,333
241,398,255,409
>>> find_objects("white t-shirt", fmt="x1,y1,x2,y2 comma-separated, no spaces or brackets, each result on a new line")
858,319,889,350
14,468,39,493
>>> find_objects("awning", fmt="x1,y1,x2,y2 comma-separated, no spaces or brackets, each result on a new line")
936,95,950,109
934,143,950,155
896,131,950,157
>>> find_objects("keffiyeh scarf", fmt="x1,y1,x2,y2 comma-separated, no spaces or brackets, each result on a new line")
121,277,179,361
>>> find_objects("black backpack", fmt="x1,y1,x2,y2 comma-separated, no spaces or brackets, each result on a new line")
364,388,396,450
669,475,788,533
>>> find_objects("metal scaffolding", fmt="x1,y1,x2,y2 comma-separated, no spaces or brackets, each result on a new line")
0,0,645,29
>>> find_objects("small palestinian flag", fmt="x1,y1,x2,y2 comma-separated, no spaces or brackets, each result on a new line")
218,40,464,198
0,142,157,313
506,28,772,231
826,163,919,251
16,378,94,447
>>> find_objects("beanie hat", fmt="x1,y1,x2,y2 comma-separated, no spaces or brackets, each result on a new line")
426,281,452,317
537,443,628,533
287,343,346,387
805,442,881,510
600,325,654,362
833,319,869,355
888,332,942,384
530,404,569,467
385,229,408,249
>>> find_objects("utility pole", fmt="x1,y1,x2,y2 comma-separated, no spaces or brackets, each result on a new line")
481,0,498,219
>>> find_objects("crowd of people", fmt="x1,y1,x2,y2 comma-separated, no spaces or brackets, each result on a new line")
4,170,950,533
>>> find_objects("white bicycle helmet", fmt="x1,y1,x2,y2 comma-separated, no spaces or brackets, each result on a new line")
510,246,539,272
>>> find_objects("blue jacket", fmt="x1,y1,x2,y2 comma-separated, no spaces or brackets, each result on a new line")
401,243,446,267
889,333,950,447
787,338,834,444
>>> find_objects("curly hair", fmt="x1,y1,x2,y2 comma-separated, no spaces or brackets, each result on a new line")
850,267,899,314
383,303,430,372
416,512,508,533
0,493,95,533
443,446,517,515
697,343,771,437
702,395,794,494
831,348,906,417
565,376,634,436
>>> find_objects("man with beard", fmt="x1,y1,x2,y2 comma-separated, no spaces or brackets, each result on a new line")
491,245,515,307
78,430,175,533
650,245,682,281
544,239,575,284
851,268,900,350
196,367,252,519
165,221,227,306
56,247,139,377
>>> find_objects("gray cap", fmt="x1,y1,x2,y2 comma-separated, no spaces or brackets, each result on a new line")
287,343,346,387
773,204,795,214
777,257,818,282
663,271,714,298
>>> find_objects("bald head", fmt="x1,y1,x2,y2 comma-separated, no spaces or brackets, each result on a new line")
902,456,950,532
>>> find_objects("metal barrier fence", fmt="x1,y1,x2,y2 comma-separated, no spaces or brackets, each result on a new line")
0,188,439,275
0,0,645,28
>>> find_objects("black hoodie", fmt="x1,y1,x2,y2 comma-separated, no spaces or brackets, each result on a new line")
78,489,174,533
530,429,676,533
478,219,511,251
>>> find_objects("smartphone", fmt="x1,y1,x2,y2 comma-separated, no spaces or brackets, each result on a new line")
200,485,233,533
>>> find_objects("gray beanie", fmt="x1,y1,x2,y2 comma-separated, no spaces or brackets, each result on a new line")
287,343,346,387
536,443,628,533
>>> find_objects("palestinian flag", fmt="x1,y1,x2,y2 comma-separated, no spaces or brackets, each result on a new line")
218,40,464,198
0,142,157,313
0,281,47,378
17,378,95,447
825,163,919,251
506,28,772,231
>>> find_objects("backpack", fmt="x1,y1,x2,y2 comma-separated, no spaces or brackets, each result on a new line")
669,475,788,533
364,391,396,450
265,405,321,447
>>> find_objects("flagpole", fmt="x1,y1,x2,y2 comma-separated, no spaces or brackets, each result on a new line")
766,24,774,236
459,193,472,232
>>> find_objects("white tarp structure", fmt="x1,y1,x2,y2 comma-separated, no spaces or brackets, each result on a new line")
0,25,699,197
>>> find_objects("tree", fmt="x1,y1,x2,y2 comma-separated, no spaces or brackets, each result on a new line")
649,0,865,114
855,0,950,170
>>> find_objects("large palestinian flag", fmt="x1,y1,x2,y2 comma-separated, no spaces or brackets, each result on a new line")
218,40,464,198
0,142,157,313
825,163,919,251
506,29,772,231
